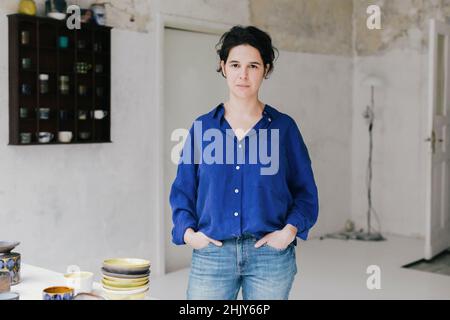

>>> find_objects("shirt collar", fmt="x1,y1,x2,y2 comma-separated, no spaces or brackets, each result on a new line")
212,103,278,123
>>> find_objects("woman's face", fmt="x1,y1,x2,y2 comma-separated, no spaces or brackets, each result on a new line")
221,44,268,99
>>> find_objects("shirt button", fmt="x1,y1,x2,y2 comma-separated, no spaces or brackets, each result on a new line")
236,165,240,170
238,144,242,149
268,118,272,122
234,188,239,194
234,212,239,217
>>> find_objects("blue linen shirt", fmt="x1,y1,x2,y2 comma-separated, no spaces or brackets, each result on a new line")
170,103,319,245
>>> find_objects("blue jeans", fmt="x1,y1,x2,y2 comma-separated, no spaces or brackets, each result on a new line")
187,233,297,300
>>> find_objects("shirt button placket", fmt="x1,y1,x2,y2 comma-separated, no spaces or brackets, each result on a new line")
234,138,244,234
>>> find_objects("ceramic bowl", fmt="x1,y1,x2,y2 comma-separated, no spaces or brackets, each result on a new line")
102,258,150,275
102,278,149,289
0,252,21,285
0,292,19,300
42,286,74,300
102,274,149,284
0,241,20,254
73,293,105,300
101,268,150,279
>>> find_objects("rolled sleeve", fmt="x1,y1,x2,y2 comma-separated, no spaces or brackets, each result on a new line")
285,120,319,240
169,125,199,245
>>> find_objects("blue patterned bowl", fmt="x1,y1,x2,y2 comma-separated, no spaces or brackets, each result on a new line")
0,252,21,285
43,286,74,300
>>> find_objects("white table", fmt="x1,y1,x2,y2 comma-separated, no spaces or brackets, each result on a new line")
12,264,153,300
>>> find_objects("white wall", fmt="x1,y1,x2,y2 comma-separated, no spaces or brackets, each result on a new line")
1,0,354,278
351,48,428,238
261,51,353,239
0,7,157,278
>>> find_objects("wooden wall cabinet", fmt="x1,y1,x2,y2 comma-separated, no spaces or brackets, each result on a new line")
8,14,112,145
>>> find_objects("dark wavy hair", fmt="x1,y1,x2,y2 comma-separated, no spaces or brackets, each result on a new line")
215,25,279,79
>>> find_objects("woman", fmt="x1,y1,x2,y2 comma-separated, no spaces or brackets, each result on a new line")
170,25,319,300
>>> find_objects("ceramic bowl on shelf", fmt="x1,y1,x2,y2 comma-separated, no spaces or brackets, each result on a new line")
0,241,20,254
102,258,150,275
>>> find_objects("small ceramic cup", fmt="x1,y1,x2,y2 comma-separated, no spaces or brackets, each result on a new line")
64,272,93,294
36,132,54,143
58,131,73,143
38,108,50,120
58,36,69,49
92,110,108,119
21,58,32,70
20,132,32,144
42,286,74,300
79,131,91,140
0,271,11,293
78,110,87,120
19,107,28,119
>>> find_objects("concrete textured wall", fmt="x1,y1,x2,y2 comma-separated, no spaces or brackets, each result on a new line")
351,0,450,238
0,0,363,276
354,0,450,56
249,0,353,56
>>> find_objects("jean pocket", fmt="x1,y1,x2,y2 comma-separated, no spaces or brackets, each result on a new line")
263,241,295,252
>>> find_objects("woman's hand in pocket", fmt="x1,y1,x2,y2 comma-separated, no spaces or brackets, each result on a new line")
184,228,223,250
254,224,297,250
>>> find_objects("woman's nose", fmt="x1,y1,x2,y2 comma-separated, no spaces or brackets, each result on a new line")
240,68,249,79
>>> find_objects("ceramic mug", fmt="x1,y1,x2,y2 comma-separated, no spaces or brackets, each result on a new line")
58,36,68,48
58,131,73,143
38,108,50,120
78,131,91,140
19,107,28,119
42,286,74,300
36,132,54,143
20,132,32,144
0,253,21,285
64,272,93,294
78,110,88,120
0,271,11,293
21,57,32,70
92,110,108,119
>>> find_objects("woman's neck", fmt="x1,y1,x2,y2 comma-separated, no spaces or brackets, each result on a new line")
224,96,264,118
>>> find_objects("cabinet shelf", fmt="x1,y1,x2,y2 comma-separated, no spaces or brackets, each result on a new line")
9,14,112,145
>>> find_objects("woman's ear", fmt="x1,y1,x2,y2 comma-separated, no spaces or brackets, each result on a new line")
264,64,270,79
220,60,226,78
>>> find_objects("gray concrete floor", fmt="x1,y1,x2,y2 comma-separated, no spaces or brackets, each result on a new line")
150,234,450,299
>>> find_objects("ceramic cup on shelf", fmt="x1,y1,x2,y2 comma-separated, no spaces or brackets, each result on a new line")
19,107,28,119
42,286,74,300
78,110,87,120
78,84,87,96
38,107,50,120
21,57,32,70
58,35,68,48
20,132,32,144
64,271,93,294
36,132,54,143
92,110,108,120
78,131,91,140
58,131,72,143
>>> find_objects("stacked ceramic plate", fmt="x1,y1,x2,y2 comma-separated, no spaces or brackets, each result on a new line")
101,258,150,300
